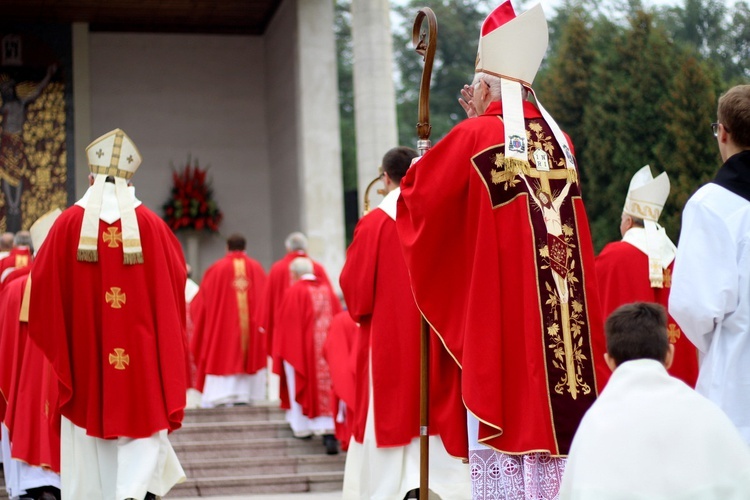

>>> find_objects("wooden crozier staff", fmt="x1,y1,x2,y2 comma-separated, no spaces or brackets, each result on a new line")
412,8,437,500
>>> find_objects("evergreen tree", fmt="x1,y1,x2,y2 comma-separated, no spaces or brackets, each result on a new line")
656,54,721,240
581,9,676,251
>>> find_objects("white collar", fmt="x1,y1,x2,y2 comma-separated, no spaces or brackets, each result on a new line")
75,183,142,224
377,187,400,221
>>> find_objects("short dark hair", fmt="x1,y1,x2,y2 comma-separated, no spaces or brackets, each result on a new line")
226,233,246,251
718,84,750,148
382,146,418,185
605,302,669,366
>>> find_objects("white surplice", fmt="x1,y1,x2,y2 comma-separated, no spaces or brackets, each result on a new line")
560,359,750,499
669,182,750,444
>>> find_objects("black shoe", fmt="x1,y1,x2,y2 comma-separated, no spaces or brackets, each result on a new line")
403,488,420,499
323,434,339,455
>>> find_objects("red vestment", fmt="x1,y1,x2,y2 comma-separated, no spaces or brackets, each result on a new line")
274,277,341,418
323,311,358,450
340,201,466,456
0,247,32,289
596,240,698,386
28,205,188,439
1,271,61,472
261,250,332,352
0,269,30,423
397,100,610,457
190,251,267,391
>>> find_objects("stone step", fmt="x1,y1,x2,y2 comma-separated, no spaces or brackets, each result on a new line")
172,437,336,461
170,420,293,443
182,404,286,424
168,471,344,497
180,453,346,478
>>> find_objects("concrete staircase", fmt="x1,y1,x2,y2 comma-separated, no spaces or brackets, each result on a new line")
0,402,346,498
168,403,346,497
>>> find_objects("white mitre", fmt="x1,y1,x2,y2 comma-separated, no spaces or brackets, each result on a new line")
621,165,675,288
30,207,62,255
476,2,575,178
79,128,144,265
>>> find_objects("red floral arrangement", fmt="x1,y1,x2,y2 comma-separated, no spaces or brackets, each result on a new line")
163,158,223,232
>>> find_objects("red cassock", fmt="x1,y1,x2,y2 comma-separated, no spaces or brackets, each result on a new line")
261,250,332,352
596,240,698,386
339,204,466,456
1,271,61,472
323,311,358,450
274,278,341,418
397,100,611,457
190,251,267,391
28,205,188,439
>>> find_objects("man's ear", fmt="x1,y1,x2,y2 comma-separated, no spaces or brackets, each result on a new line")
664,344,675,370
604,353,618,372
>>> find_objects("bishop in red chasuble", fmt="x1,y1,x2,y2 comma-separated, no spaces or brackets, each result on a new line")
28,128,187,500
396,3,609,497
190,233,268,407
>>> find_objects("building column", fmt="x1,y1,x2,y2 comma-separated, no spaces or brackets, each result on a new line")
296,0,346,289
351,0,398,213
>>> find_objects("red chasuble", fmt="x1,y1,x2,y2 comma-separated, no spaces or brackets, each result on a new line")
261,250,332,352
397,100,610,457
0,269,30,423
596,240,698,386
2,272,61,472
190,251,267,391
0,247,32,289
28,205,188,439
274,277,341,418
323,311,358,450
340,204,466,456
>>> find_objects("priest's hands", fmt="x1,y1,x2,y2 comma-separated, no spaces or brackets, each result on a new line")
459,84,478,119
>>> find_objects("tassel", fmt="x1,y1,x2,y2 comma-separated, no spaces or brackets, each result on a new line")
123,251,144,265
77,249,98,263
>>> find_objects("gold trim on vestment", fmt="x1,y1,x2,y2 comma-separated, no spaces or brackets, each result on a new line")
233,258,251,364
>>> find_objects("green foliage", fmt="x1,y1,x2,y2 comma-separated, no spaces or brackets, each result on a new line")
336,0,357,193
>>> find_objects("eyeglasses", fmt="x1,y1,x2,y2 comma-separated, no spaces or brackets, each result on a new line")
712,122,731,137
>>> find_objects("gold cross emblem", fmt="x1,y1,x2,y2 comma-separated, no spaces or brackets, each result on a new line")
127,155,134,164
103,227,122,248
667,323,681,343
105,287,126,309
109,348,130,370
96,149,104,158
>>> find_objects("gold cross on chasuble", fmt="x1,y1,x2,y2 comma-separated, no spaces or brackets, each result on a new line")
105,287,126,309
667,323,681,343
109,348,130,369
233,258,251,363
103,226,123,248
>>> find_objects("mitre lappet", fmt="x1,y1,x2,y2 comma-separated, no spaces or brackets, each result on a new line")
78,128,144,264
622,165,675,288
476,1,575,175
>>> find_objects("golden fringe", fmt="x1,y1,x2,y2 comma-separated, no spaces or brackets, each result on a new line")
123,251,144,265
504,157,532,176
77,249,98,262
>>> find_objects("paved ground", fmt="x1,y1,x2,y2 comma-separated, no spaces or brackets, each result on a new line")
171,492,342,500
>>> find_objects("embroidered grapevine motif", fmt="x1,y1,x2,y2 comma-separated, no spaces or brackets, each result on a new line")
538,223,591,399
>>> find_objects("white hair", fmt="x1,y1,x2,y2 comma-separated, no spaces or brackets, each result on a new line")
472,72,503,100
289,256,313,277
472,72,530,101
285,232,308,252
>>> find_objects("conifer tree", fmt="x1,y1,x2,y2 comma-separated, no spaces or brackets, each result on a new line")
655,55,721,240
581,9,676,250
